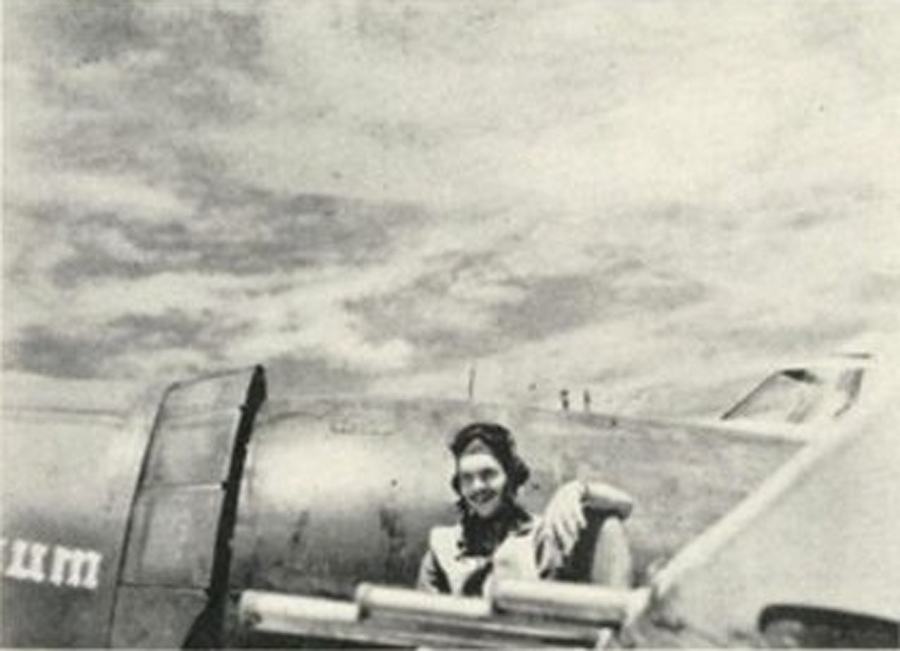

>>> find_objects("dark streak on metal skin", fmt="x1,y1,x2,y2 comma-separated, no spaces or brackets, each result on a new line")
288,511,311,568
379,480,408,578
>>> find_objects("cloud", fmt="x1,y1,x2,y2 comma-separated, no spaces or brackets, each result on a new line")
4,0,899,408
228,301,415,374
9,171,188,222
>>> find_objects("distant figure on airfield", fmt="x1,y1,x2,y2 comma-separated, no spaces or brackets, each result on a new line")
417,422,633,596
583,389,592,413
560,389,570,411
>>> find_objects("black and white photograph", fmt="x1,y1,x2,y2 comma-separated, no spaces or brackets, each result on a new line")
3,1,899,647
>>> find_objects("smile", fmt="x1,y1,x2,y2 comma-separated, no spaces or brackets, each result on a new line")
470,492,498,505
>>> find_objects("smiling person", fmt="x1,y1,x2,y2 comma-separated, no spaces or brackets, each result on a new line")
417,422,634,597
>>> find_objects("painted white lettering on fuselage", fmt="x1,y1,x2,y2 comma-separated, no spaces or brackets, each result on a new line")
0,538,102,590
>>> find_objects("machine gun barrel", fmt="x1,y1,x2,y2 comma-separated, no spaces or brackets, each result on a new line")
356,584,492,620
239,580,646,648
491,578,641,625
239,591,359,637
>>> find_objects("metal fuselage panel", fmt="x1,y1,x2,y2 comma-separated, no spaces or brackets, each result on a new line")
229,399,801,599
0,374,807,647
1,407,152,647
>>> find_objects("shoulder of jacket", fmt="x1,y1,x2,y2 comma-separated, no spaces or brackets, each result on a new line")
510,512,542,537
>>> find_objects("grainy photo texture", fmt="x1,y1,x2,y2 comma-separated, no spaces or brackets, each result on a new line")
3,1,899,648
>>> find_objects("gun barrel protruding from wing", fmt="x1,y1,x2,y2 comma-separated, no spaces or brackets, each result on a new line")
238,580,650,648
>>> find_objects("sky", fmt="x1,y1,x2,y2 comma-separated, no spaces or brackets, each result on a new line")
4,0,899,415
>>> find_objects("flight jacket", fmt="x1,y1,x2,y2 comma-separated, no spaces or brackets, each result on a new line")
417,512,564,596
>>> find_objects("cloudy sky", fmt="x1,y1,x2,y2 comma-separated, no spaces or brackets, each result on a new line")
4,0,899,415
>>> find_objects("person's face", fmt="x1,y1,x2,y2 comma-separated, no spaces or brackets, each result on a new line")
457,450,508,519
